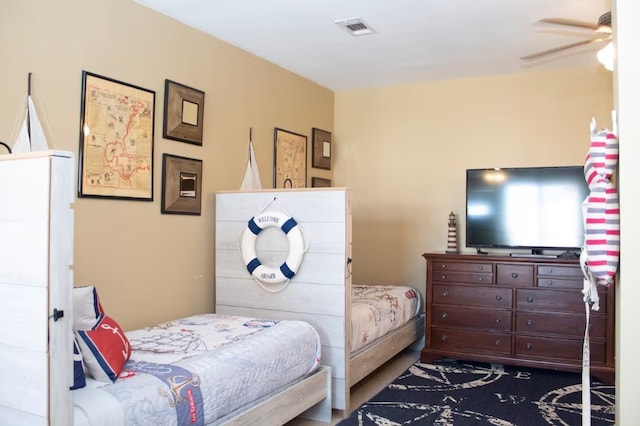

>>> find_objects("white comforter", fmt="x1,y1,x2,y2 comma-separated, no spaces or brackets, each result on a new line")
73,314,321,426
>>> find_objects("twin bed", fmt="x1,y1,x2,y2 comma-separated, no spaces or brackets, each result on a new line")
69,188,424,424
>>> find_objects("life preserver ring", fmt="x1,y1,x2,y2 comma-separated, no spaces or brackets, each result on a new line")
240,211,304,284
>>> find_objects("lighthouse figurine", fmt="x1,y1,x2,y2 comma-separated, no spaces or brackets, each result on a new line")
446,211,458,254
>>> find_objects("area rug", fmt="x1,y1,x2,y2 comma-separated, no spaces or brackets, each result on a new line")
338,359,615,425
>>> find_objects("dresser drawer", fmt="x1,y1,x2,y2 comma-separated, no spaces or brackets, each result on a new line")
516,289,607,314
536,277,583,289
431,261,493,273
433,284,512,308
432,328,512,354
431,270,493,285
515,312,607,338
497,264,534,287
537,265,583,278
432,305,512,331
515,336,605,363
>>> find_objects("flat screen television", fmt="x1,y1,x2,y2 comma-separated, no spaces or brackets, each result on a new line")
465,166,589,255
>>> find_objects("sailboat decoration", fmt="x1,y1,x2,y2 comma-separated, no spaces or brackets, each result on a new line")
11,73,50,153
240,127,262,190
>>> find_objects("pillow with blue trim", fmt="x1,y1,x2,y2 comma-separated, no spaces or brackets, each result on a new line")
70,336,86,390
73,285,105,331
76,315,131,382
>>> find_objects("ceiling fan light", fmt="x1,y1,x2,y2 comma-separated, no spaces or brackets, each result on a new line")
597,41,614,71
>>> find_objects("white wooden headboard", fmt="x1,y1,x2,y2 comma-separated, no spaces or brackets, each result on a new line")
215,188,352,410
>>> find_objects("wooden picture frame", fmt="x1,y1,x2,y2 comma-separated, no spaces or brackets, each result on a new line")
311,177,332,188
312,127,332,170
78,71,155,200
274,128,307,188
161,154,203,215
163,79,205,146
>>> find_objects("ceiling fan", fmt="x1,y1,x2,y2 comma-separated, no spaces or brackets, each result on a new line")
521,11,612,61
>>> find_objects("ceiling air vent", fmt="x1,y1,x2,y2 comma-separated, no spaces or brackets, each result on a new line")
334,17,376,36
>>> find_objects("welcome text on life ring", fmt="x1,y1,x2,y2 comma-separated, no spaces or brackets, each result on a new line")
240,211,304,284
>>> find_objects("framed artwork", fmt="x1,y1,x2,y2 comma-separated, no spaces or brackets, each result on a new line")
274,127,307,188
312,177,332,188
161,154,203,215
163,79,205,146
78,71,155,200
312,127,332,170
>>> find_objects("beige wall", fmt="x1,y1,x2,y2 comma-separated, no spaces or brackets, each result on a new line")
0,0,334,330
334,67,613,299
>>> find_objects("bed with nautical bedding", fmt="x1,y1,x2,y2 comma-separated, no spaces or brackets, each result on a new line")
71,288,330,425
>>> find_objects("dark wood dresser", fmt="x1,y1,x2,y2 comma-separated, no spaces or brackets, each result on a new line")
421,252,615,384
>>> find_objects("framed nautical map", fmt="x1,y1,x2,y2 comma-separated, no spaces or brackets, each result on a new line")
78,71,155,200
274,127,307,188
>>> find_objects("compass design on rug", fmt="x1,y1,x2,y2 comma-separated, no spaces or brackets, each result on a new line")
391,361,510,392
353,401,517,425
536,383,616,425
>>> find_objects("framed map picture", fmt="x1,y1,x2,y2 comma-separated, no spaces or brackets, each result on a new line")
78,71,155,200
274,127,307,188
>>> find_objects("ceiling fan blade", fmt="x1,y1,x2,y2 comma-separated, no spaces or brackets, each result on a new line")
521,37,608,60
539,17,600,31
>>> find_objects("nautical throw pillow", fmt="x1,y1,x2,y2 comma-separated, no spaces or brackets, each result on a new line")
70,336,86,390
76,315,131,382
73,285,105,330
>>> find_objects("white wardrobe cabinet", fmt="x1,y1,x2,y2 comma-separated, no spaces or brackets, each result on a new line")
0,151,74,425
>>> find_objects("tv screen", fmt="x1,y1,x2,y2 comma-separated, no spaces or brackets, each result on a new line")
465,166,589,253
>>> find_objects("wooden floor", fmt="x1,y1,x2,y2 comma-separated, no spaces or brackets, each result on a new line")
285,348,420,426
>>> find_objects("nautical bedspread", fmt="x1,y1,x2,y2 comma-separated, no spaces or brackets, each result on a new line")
351,285,421,352
73,314,321,426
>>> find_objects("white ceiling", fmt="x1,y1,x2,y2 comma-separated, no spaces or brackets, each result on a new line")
133,0,611,92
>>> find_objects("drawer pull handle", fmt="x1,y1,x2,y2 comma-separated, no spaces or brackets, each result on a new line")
527,319,533,326
588,324,593,330
547,268,553,273
442,291,449,297
441,335,448,341
526,343,533,350
495,318,501,324
547,280,553,285
527,297,534,303
496,295,502,301
441,264,446,269
478,277,484,282
479,266,484,271
441,312,448,319
441,274,447,280
495,339,502,346
512,272,518,278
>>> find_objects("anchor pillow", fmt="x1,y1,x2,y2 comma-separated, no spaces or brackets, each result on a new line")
76,315,131,382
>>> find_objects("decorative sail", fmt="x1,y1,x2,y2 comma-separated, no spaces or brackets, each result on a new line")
240,140,262,190
12,75,50,153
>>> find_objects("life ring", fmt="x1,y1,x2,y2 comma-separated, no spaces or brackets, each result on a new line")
240,211,304,284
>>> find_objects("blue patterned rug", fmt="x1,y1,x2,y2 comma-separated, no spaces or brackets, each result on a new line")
338,359,615,425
